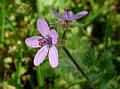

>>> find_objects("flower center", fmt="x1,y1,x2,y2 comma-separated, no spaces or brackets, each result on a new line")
45,36,52,46
38,36,52,47
38,38,46,46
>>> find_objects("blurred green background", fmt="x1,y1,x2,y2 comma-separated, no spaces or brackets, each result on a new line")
0,0,120,89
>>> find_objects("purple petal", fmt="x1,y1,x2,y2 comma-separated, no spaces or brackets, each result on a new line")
68,11,73,20
49,45,58,68
49,29,58,45
25,36,42,48
37,18,50,37
51,8,63,19
62,9,73,20
34,45,49,66
70,11,88,20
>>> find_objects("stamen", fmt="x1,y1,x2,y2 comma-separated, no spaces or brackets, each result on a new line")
38,38,46,46
38,36,52,47
45,36,52,47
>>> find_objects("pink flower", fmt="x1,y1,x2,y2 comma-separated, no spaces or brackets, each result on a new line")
51,8,88,24
25,18,58,68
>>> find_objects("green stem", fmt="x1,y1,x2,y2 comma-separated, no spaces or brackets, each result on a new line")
36,65,44,88
62,47,94,89
15,47,22,84
62,47,89,80
0,0,5,48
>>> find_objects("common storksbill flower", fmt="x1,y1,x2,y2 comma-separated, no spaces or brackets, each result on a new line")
51,8,88,24
25,18,58,68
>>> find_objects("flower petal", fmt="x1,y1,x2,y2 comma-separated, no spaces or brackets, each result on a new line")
51,8,63,18
49,29,58,45
62,10,73,20
34,45,49,66
49,45,58,68
37,18,50,37
70,11,88,20
25,36,42,48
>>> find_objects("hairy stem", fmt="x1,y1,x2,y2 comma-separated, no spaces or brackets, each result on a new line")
62,47,88,80
62,46,94,89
